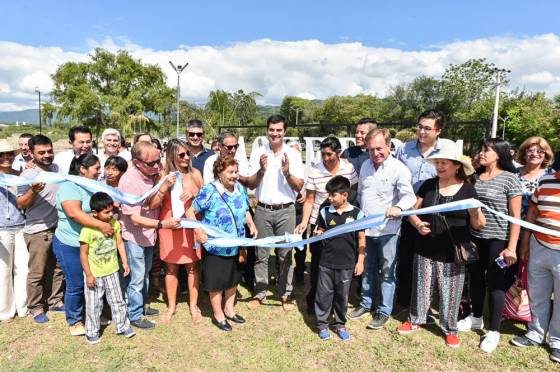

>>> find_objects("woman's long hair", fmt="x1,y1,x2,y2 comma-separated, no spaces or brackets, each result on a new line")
478,138,516,173
164,138,190,174
69,153,99,176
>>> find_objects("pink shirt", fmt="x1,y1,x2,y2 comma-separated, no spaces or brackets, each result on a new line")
118,165,160,247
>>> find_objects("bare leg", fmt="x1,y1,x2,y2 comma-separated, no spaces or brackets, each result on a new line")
223,286,238,317
161,263,179,323
186,263,201,322
209,291,225,322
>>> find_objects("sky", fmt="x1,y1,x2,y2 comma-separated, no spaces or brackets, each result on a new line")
0,0,559,110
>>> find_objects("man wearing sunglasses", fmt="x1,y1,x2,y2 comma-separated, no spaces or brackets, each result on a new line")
392,110,455,316
203,131,249,186
118,141,181,330
185,119,213,177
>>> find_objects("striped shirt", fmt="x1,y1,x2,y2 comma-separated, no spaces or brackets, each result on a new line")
531,172,560,250
306,159,358,224
471,171,522,241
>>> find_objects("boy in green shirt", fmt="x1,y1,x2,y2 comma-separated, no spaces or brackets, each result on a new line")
79,192,134,344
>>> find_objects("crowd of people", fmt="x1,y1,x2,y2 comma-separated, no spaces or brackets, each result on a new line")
1,111,559,363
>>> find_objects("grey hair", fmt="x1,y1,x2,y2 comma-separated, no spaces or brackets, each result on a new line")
217,131,237,145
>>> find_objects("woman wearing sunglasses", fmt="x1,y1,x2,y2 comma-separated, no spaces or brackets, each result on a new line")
152,139,204,323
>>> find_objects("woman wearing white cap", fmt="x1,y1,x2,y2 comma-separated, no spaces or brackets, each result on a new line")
396,143,485,348
0,140,29,322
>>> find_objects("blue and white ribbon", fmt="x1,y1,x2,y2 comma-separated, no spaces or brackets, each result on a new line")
3,171,560,249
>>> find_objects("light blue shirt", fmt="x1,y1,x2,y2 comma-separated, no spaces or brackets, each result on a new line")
357,156,416,237
55,181,93,247
395,138,455,192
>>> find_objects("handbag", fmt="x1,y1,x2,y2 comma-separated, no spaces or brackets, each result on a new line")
433,180,479,265
440,216,479,265
503,259,531,322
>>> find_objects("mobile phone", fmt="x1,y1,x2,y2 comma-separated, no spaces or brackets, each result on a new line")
495,256,508,269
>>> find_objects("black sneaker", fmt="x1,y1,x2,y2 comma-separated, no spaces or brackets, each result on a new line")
367,313,389,330
131,317,156,329
511,335,540,348
144,307,159,317
550,348,560,363
348,306,370,320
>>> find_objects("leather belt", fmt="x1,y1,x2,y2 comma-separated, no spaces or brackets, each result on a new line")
257,201,294,211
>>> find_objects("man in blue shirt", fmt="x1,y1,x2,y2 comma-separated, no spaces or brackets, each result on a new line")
394,110,455,312
341,118,377,176
186,119,214,177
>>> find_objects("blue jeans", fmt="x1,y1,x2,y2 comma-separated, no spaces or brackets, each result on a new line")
359,234,398,316
52,236,84,325
124,240,153,322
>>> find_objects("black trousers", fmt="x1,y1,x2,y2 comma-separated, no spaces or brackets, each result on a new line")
315,265,353,330
396,218,417,308
469,236,516,331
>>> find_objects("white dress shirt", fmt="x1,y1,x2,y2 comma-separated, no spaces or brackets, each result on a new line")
53,149,77,175
358,155,416,237
248,143,304,205
203,152,250,185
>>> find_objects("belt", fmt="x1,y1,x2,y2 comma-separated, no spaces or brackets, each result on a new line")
257,202,294,211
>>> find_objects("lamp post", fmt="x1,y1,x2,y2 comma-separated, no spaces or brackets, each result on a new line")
491,68,510,138
169,61,189,138
291,107,304,127
35,87,42,134
500,116,510,140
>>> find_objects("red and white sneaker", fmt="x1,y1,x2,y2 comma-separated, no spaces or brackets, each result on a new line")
445,334,461,348
397,321,420,335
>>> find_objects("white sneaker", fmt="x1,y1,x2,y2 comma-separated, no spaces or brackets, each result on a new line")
457,314,484,332
480,331,500,353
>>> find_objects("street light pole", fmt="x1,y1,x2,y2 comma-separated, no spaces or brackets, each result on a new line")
500,116,510,140
491,68,510,138
35,87,42,134
291,107,304,127
169,61,189,138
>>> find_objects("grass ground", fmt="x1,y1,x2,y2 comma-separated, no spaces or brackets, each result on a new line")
0,274,554,371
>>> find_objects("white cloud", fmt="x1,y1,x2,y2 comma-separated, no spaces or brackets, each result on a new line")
1,33,560,111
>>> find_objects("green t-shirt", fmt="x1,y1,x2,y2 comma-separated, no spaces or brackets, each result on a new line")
79,219,121,278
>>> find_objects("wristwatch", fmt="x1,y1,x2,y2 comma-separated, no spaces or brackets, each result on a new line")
157,221,163,229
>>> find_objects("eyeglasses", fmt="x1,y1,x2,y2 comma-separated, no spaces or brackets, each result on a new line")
188,132,203,138
177,152,190,159
0,151,15,157
526,148,545,155
416,124,436,132
224,144,239,151
138,159,161,167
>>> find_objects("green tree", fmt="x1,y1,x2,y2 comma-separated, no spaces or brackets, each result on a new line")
50,48,175,137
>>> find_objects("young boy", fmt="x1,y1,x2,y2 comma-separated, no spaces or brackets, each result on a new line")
79,192,135,344
314,176,366,341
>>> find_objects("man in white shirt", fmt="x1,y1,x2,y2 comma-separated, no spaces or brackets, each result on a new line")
12,133,33,172
245,115,304,311
349,129,416,330
53,126,93,175
203,131,249,186
96,128,123,167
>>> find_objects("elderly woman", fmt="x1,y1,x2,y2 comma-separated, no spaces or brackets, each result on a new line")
53,153,114,336
186,155,257,332
397,144,485,348
0,140,28,322
457,139,522,353
515,136,554,219
150,139,204,323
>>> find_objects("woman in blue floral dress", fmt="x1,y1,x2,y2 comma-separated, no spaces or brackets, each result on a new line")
186,155,257,332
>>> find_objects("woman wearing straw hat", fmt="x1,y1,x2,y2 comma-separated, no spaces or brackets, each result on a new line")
396,143,485,348
0,140,29,322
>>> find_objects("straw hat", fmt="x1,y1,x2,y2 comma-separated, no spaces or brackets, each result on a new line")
0,140,19,154
426,142,475,176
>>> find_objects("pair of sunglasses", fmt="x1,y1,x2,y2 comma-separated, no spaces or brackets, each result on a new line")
188,132,203,138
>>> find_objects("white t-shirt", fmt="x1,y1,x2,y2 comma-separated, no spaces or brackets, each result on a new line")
203,152,249,185
12,153,31,172
248,143,304,204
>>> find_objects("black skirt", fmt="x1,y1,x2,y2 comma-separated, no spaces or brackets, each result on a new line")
202,252,242,292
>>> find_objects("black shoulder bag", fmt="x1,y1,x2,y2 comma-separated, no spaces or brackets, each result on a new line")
434,181,479,265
